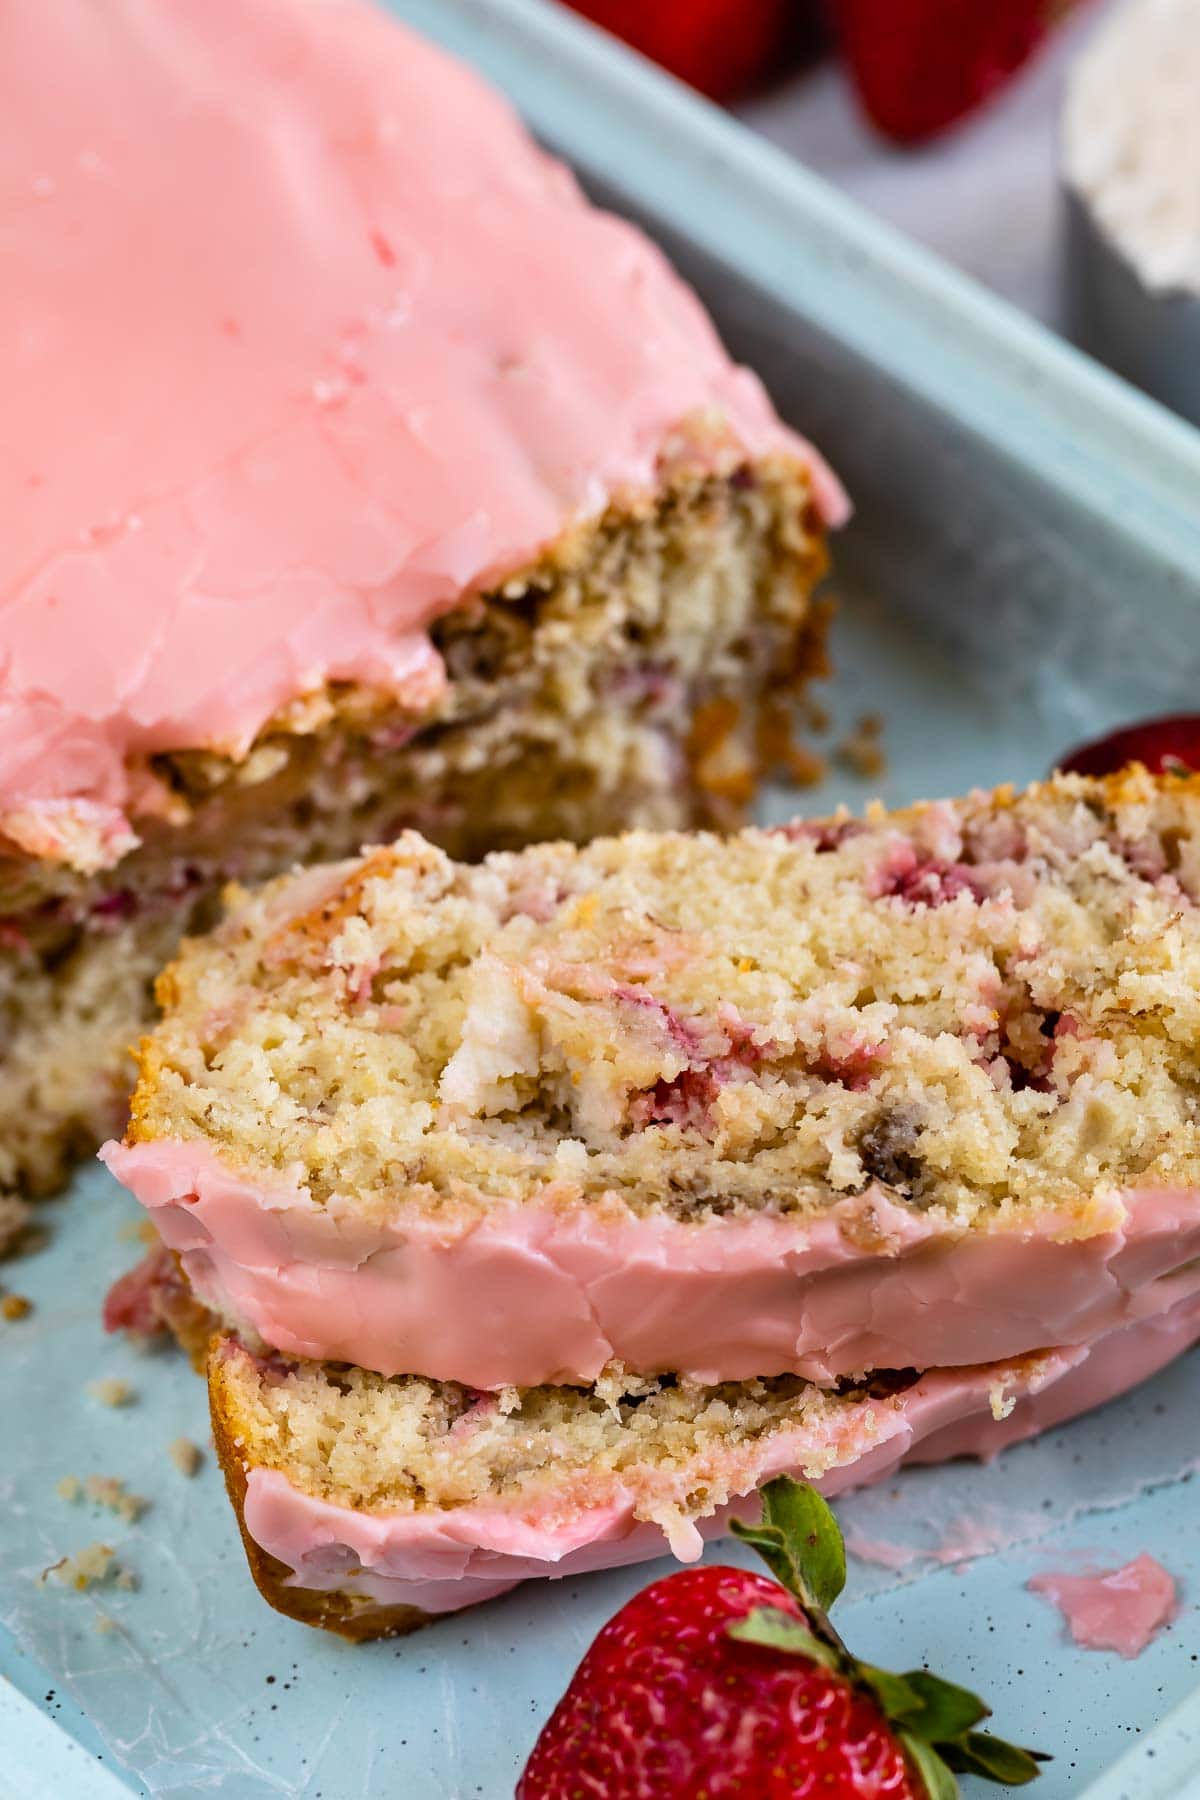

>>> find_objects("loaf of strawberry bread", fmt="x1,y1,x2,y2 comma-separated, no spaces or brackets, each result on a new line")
104,768,1200,1388
0,0,842,1204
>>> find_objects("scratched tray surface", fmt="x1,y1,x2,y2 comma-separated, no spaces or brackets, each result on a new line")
5,1,1200,1795
4,598,1200,1800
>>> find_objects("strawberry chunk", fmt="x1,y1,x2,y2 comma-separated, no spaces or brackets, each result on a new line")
102,1241,179,1338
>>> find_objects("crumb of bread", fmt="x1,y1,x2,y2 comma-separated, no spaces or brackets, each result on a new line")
989,1382,1018,1422
754,697,826,790
0,1193,31,1258
56,1476,82,1502
835,712,886,778
84,1476,148,1524
87,1378,134,1407
94,1612,116,1634
168,1437,203,1477
40,1544,136,1592
783,745,827,787
1,1292,31,1320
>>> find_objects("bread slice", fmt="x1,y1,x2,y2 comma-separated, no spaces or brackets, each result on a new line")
208,1281,1200,1639
106,768,1200,1388
0,0,840,1199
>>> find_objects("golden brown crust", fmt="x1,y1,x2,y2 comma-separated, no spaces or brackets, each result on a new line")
1099,764,1200,807
208,1344,433,1642
261,846,409,971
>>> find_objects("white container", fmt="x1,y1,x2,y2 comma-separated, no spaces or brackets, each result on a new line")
1063,0,1200,426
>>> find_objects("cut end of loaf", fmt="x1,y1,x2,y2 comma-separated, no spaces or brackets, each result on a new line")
8,457,827,1198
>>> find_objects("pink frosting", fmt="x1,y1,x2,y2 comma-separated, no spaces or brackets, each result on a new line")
0,0,844,850
101,1136,1200,1387
1028,1555,1178,1659
237,1287,1200,1619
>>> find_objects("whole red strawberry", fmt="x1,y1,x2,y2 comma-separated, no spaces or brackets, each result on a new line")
563,0,814,103
831,0,1083,145
518,1479,1045,1799
1059,714,1200,779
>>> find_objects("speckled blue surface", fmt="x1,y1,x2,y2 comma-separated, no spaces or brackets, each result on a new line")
4,3,1200,1794
3,1164,1200,1799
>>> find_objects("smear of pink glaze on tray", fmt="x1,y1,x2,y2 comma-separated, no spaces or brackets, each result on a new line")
1027,1554,1178,1658
843,1532,921,1571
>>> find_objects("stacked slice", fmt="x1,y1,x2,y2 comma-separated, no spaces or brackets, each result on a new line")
105,768,1200,1636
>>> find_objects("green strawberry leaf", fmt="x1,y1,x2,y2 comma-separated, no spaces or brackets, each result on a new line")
900,1732,959,1800
857,1662,926,1722
730,1477,846,1615
900,1668,990,1741
941,1731,1048,1785
727,1605,840,1670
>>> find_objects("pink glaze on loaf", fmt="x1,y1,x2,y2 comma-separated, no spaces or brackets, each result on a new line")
0,0,843,854
236,1289,1200,1619
101,1137,1200,1387
1028,1555,1178,1659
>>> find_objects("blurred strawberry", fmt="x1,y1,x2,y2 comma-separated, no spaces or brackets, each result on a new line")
831,0,1082,144
563,0,820,103
1059,714,1200,779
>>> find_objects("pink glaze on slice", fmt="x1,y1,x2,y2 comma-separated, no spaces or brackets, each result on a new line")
0,0,843,858
235,1290,1200,1619
101,1136,1200,1388
1028,1555,1179,1658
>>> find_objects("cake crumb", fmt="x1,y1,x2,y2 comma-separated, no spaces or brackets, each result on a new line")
84,1475,149,1523
781,745,827,788
756,697,827,789
56,1476,82,1503
40,1543,136,1592
835,712,887,779
94,1612,116,1635
88,1378,134,1407
989,1382,1018,1422
593,1363,659,1411
1,1292,32,1320
168,1436,203,1477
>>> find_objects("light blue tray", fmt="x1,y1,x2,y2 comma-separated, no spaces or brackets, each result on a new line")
4,3,1200,1794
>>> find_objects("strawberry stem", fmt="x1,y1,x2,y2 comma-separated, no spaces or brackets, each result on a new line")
729,1476,849,1655
728,1477,1047,1795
